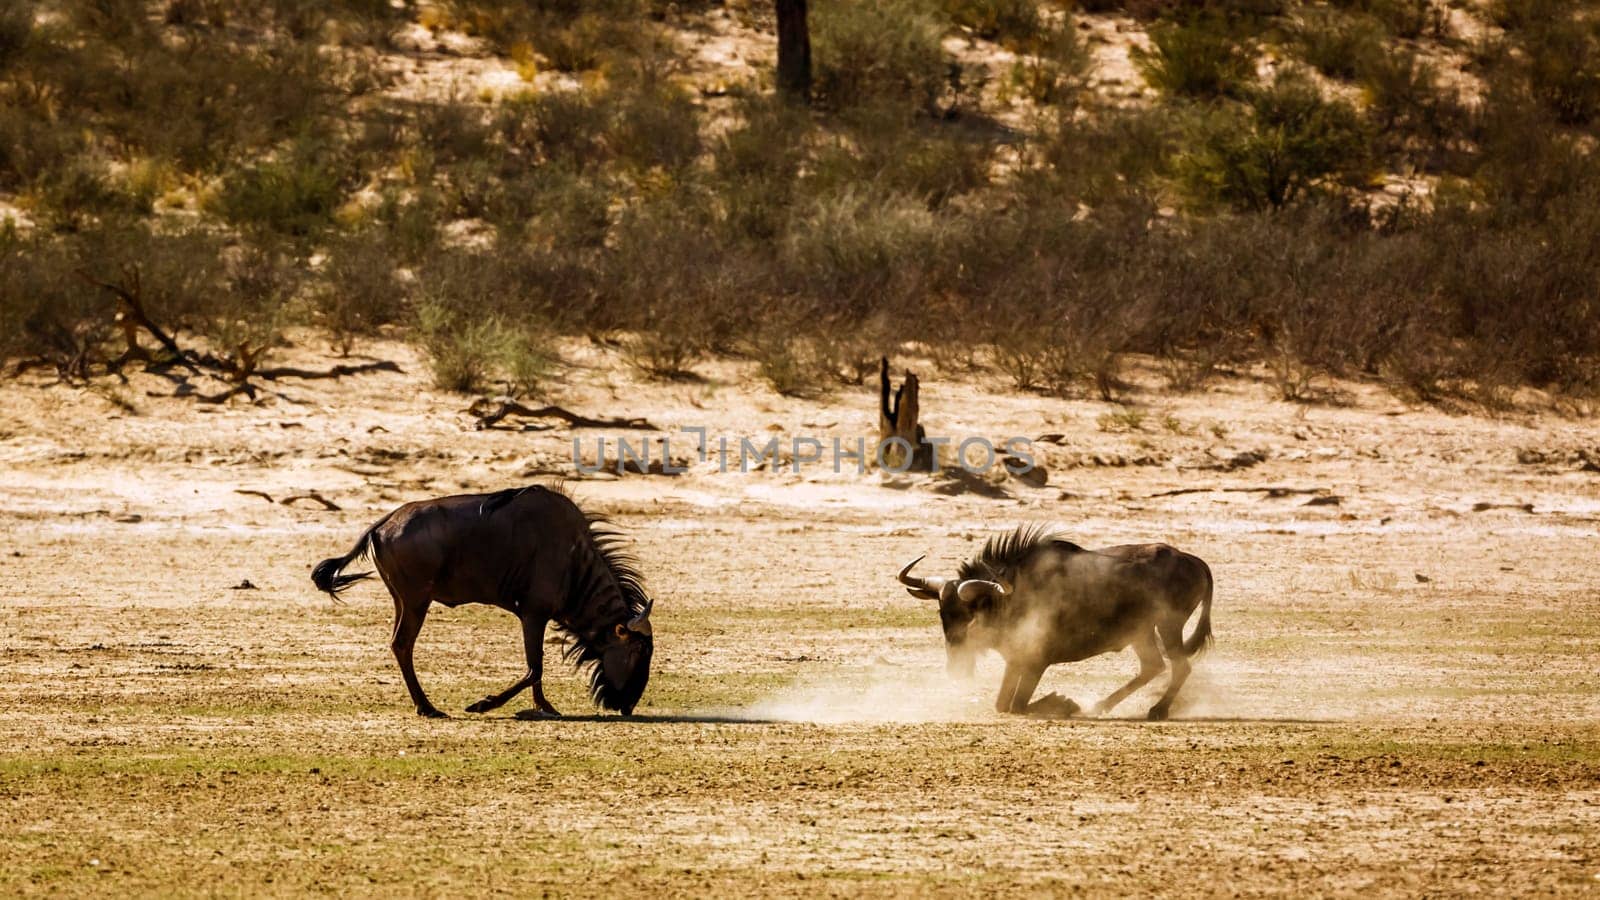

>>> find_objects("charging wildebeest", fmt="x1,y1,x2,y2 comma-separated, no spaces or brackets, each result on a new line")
898,526,1213,720
311,484,654,718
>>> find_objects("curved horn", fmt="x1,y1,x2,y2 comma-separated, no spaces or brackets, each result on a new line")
627,598,654,633
957,578,1011,605
898,555,947,597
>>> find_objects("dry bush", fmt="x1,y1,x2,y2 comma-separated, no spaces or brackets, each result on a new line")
610,78,702,173
1292,8,1383,81
712,97,811,241
813,105,994,209
780,187,948,319
0,231,107,370
812,0,952,112
944,0,1040,48
751,330,836,399
498,90,615,170
441,0,646,70
1134,18,1255,100
1360,48,1469,172
1005,20,1092,107
317,229,409,352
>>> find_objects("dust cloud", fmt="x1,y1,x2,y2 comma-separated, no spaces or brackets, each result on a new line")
739,664,994,724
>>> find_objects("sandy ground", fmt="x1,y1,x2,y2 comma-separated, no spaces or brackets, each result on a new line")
1,335,1597,896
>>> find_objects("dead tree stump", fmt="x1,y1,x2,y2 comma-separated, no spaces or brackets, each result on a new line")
878,357,936,472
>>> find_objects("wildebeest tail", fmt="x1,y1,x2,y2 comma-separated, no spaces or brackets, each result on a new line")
1183,566,1214,658
311,513,391,598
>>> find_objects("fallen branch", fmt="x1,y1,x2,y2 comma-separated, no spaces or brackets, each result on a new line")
467,398,660,431
78,266,198,374
281,492,341,511
254,360,403,380
235,489,275,504
1147,486,1329,499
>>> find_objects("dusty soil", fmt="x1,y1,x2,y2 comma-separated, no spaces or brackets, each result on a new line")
1,336,1597,896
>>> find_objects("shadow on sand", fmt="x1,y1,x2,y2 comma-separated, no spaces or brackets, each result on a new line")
496,710,1341,726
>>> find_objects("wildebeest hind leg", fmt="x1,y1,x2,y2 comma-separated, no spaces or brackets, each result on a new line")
1146,621,1192,721
1092,630,1165,716
388,592,445,719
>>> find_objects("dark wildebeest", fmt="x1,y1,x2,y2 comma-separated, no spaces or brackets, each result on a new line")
311,484,654,718
898,526,1213,720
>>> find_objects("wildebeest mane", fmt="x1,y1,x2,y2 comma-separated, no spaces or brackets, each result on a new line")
479,482,651,710
562,515,652,710
958,524,1084,581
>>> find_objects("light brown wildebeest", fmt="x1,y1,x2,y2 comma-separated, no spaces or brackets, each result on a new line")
312,484,654,718
898,525,1213,720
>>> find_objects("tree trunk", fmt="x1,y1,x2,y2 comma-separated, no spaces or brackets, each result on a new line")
776,0,811,105
878,357,936,472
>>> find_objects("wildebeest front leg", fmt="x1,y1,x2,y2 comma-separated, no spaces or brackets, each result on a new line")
524,617,561,717
996,662,1044,714
466,675,530,714
1092,630,1165,717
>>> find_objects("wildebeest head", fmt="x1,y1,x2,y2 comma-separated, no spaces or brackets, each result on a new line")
898,555,1011,679
591,598,654,715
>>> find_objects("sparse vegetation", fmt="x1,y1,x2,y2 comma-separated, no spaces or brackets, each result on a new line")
1134,18,1255,99
0,0,1597,409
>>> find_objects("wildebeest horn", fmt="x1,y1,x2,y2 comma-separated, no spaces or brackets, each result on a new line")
627,598,653,633
898,555,946,597
957,578,1011,604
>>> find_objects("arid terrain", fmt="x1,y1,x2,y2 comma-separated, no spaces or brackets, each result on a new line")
1,337,1597,896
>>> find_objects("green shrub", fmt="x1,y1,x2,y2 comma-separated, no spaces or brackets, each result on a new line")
751,330,835,398
1293,9,1383,80
1329,0,1442,38
813,0,951,111
1005,20,1092,106
415,99,496,167
414,277,556,395
499,90,613,169
1359,48,1467,170
1179,72,1368,211
1034,106,1173,204
782,187,947,311
1134,19,1255,100
712,97,811,240
813,105,992,208
611,79,702,172
213,146,345,237
318,229,408,351
944,0,1040,47
417,301,506,393
1522,18,1600,126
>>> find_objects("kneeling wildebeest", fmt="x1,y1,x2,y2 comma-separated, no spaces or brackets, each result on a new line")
311,484,654,718
898,526,1213,720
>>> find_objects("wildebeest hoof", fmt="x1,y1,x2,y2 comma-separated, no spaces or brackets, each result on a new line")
514,708,560,721
417,706,449,719
1026,693,1080,719
1146,705,1170,721
465,697,497,714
